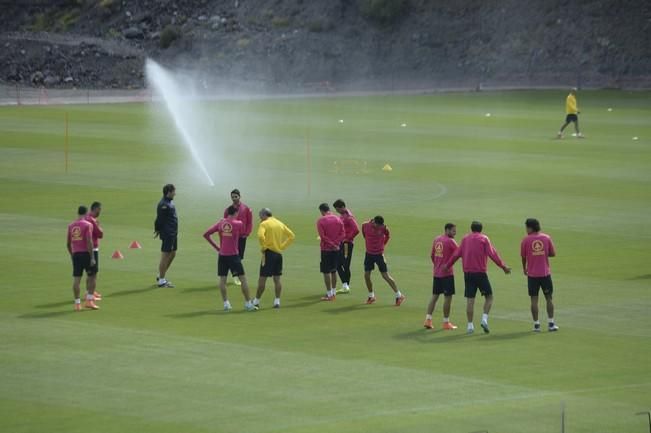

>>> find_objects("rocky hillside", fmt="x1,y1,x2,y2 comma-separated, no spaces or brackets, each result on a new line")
1,0,650,91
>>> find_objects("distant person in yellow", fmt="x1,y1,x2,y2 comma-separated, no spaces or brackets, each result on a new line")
252,208,295,309
557,88,584,138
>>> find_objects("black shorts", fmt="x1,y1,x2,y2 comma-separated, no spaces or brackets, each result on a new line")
464,272,493,298
218,255,244,277
320,250,339,274
528,275,554,297
260,250,283,277
238,237,247,260
72,252,97,277
565,114,578,123
364,253,388,273
433,276,455,296
161,235,178,253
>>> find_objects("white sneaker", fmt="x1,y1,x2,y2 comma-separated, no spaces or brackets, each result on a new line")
223,303,232,312
548,323,559,332
158,278,174,288
245,303,258,312
480,321,490,334
336,284,350,294
467,324,474,335
533,323,541,332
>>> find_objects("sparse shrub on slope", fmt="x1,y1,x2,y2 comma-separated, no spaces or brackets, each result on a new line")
160,25,180,49
359,0,408,25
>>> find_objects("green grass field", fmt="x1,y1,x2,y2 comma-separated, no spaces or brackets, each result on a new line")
1,90,650,433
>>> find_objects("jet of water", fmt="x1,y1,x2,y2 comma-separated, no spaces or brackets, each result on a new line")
145,59,215,187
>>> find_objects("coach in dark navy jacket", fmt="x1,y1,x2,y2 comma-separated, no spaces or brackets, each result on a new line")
154,183,178,288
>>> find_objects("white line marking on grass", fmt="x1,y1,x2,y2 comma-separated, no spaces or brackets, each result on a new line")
262,382,651,432
493,301,651,338
432,182,448,199
5,314,650,432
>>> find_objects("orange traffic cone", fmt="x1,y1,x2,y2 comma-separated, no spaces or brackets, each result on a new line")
111,250,124,259
129,241,142,249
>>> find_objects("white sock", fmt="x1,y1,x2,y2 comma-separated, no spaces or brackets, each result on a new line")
443,317,449,323
368,292,375,298
86,293,94,301
224,300,231,308
425,314,432,320
395,290,402,299
343,282,349,289
534,320,540,325
252,297,260,305
74,298,81,304
274,298,280,305
548,318,555,324
328,289,335,297
481,313,488,323
467,322,474,329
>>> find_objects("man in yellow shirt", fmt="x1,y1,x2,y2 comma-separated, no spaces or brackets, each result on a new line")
252,208,295,309
557,88,584,138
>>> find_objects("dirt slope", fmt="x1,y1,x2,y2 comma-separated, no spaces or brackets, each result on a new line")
1,0,650,90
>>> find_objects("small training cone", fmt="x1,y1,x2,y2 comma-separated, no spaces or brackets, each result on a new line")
111,250,124,259
382,163,393,172
129,241,142,249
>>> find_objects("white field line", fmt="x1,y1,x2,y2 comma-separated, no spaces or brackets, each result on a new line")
4,84,644,107
4,313,649,430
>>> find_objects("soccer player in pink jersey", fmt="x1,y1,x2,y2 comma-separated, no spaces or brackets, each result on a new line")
361,216,405,306
333,199,360,294
521,218,559,332
85,201,103,301
444,221,511,334
67,205,99,311
223,189,253,286
424,223,459,330
316,203,345,301
203,205,257,312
